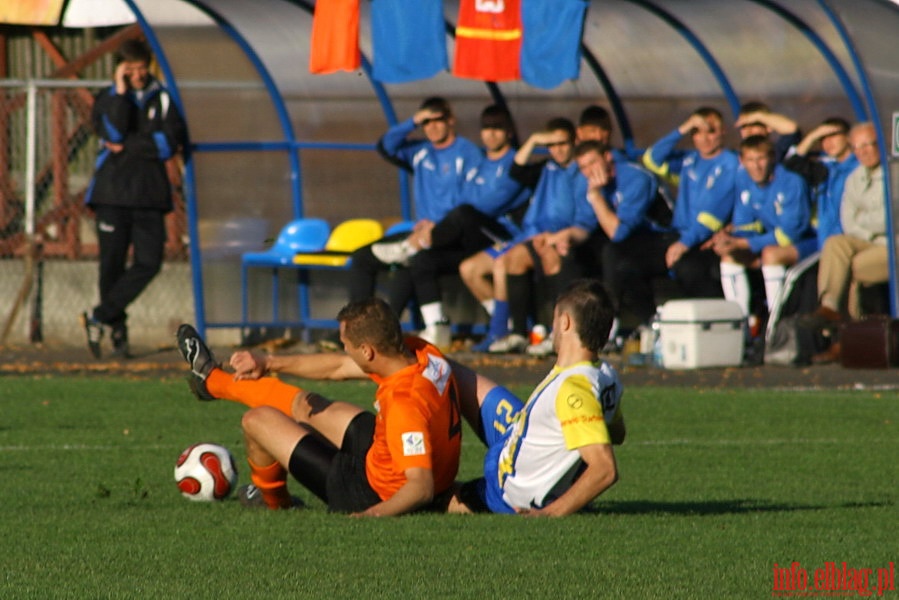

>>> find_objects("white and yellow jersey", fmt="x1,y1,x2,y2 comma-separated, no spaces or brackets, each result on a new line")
497,360,623,510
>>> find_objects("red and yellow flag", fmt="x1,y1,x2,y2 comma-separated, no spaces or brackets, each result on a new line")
452,0,522,82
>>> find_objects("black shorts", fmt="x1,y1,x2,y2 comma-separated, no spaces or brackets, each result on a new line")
288,412,382,513
324,412,382,513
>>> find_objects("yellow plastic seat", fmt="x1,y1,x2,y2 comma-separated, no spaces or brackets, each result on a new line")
293,218,384,268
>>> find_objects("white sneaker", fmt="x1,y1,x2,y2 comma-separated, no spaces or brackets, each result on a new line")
371,240,417,266
488,333,528,354
526,336,555,357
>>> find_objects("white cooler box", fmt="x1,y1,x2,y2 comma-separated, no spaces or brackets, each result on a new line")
658,299,744,369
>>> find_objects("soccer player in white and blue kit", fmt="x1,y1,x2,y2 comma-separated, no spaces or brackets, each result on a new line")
448,279,625,516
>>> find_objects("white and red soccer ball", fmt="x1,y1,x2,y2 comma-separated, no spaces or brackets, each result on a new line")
174,443,238,501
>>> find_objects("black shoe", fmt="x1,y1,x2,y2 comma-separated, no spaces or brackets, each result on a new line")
110,324,132,359
81,312,104,359
175,324,218,400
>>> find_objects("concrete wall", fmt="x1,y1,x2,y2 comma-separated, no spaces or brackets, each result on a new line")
0,259,211,349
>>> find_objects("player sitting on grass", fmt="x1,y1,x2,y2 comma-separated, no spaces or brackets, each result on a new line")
447,278,626,516
175,297,461,516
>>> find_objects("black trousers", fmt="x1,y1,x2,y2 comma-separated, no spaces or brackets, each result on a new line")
92,205,166,326
408,205,509,305
347,231,413,314
602,232,722,324
347,205,510,311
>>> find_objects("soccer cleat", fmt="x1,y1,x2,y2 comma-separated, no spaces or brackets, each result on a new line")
526,336,555,357
81,312,104,359
237,484,266,508
371,239,417,266
488,333,528,354
237,484,304,510
176,324,218,400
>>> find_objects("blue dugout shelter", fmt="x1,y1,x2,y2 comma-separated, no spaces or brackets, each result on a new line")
122,0,899,338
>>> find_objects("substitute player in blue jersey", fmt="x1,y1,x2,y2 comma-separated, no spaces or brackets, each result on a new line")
368,105,529,343
712,135,816,319
461,118,596,353
348,98,519,342
783,117,859,250
643,107,740,298
567,140,666,333
446,278,624,516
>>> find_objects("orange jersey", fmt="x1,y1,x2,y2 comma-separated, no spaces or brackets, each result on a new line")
309,0,361,74
365,337,462,501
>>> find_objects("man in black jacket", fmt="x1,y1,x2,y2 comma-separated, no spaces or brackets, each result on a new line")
82,39,187,358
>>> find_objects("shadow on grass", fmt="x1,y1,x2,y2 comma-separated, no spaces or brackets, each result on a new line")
129,344,178,360
593,499,893,516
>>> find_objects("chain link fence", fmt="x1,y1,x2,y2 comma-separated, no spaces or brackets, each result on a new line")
0,80,193,348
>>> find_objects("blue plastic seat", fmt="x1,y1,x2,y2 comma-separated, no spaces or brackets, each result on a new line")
384,220,416,236
240,218,331,326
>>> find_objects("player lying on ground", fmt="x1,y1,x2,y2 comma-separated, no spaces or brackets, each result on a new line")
447,278,626,516
175,297,461,516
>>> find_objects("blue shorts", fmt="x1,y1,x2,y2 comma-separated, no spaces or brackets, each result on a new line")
484,241,514,259
477,385,524,514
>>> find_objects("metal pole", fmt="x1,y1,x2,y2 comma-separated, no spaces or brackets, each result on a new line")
25,80,36,238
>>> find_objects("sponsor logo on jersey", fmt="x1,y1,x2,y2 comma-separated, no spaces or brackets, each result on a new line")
423,354,451,395
402,432,425,456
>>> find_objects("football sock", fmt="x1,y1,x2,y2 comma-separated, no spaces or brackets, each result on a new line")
720,262,750,317
248,458,293,510
762,264,787,313
487,300,510,339
506,274,531,336
480,298,495,317
419,301,447,327
206,369,299,417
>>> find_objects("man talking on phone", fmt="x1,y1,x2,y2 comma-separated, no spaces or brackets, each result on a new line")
82,39,187,359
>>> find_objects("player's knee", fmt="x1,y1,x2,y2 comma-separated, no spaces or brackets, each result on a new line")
459,258,475,281
241,406,280,437
459,257,493,282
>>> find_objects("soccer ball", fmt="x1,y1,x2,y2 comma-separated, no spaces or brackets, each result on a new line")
174,443,238,501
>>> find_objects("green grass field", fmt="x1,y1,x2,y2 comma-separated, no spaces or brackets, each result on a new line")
0,374,896,599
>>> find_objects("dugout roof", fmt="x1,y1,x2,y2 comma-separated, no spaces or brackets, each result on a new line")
120,0,899,332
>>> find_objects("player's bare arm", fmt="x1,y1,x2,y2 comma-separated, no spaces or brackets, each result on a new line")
230,350,365,381
519,443,618,517
353,467,435,517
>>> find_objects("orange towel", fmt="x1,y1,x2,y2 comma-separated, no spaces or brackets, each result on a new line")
310,0,361,74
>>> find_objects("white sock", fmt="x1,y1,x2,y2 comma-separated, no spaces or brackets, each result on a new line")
480,299,495,317
419,302,447,327
720,262,750,317
762,264,787,312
